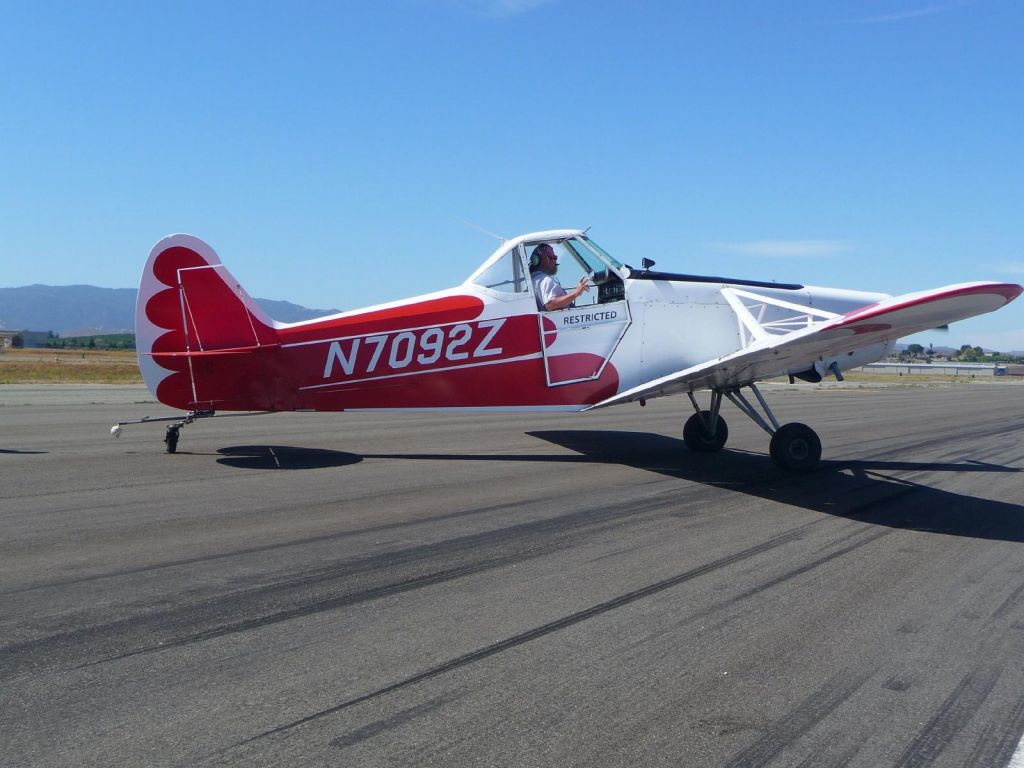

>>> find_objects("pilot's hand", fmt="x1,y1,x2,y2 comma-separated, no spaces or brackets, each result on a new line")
576,276,590,294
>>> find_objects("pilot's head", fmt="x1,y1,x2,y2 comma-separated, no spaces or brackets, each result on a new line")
530,243,557,274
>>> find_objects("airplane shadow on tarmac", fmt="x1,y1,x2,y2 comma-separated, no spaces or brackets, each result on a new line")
217,445,362,470
216,430,1024,543
529,430,1024,544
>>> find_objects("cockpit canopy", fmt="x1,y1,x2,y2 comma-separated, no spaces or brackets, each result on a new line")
468,232,625,307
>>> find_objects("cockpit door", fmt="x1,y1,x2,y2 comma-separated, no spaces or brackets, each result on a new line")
539,300,631,386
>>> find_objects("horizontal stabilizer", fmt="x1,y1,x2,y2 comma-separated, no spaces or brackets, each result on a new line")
588,281,1022,409
148,344,282,360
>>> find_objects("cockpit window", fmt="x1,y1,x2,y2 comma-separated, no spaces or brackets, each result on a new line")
471,247,529,294
573,236,624,271
469,235,626,307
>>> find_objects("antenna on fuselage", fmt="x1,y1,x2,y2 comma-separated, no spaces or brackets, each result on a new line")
454,217,506,242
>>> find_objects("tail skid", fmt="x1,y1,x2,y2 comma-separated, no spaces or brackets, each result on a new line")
110,409,275,453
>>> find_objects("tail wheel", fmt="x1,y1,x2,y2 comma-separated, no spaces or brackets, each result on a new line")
769,422,821,471
164,425,179,454
684,411,729,452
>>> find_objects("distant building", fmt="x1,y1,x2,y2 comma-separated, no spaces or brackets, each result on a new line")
0,330,52,348
859,362,1003,377
21,331,52,348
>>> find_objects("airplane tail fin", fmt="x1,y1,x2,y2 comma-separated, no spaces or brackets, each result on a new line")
136,235,282,411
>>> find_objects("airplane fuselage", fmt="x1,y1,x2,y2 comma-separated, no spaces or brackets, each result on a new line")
135,230,894,414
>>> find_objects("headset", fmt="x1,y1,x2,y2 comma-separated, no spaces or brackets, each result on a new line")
529,244,552,268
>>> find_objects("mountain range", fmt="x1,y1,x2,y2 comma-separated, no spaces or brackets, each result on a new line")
0,284,339,336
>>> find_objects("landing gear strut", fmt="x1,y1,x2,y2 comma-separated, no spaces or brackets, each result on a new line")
683,391,729,452
686,384,822,471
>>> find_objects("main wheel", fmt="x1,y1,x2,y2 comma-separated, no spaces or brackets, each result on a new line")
683,411,729,452
769,422,821,471
164,425,179,454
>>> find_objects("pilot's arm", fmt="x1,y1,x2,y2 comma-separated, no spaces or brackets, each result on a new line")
544,276,590,311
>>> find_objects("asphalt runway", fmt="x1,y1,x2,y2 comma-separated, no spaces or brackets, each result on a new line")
2,382,1024,767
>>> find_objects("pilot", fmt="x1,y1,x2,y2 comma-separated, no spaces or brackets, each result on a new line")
529,243,589,311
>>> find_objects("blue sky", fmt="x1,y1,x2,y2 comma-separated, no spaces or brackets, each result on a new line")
1,0,1021,350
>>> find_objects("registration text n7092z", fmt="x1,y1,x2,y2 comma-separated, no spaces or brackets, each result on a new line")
322,319,506,378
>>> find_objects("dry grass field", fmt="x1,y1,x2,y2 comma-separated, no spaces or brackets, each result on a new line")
0,348,142,384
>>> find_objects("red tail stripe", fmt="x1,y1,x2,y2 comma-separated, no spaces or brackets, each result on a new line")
281,296,486,343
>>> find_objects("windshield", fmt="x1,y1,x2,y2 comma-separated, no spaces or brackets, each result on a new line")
567,237,624,272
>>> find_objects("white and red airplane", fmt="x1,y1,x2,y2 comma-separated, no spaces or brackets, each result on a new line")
116,229,1022,470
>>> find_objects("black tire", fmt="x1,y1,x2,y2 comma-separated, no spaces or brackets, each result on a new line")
769,422,821,471
683,411,729,452
164,426,179,454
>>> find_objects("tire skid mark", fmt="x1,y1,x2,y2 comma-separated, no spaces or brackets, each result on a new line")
649,526,892,652
842,418,1024,466
963,696,1024,768
229,525,811,748
79,550,557,668
723,668,873,768
5,549,550,679
1,491,683,676
328,694,453,751
7,414,960,598
0,485,677,596
626,520,900,656
5,424,776,597
795,739,859,768
810,520,877,553
894,663,1002,768
0,498,532,596
990,581,1024,622
733,527,894,601
5,522,630,677
0,444,975,679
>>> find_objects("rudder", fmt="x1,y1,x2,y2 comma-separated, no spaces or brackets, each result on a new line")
136,235,280,410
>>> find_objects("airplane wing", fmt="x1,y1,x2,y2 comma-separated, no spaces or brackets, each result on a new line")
587,281,1023,410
